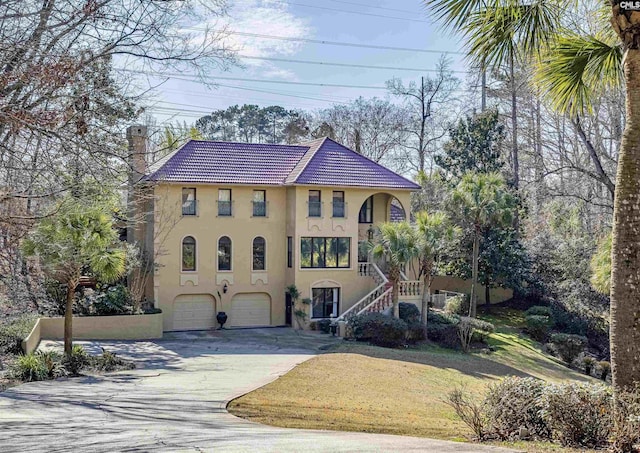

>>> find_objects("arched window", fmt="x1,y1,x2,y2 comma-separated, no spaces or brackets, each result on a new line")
218,236,232,271
252,237,266,271
182,236,196,271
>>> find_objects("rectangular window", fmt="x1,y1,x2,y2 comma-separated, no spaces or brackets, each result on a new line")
359,196,373,223
312,287,340,318
182,188,197,216
218,189,232,216
287,236,293,268
300,237,350,269
308,190,321,217
332,191,345,218
253,190,266,217
358,240,368,263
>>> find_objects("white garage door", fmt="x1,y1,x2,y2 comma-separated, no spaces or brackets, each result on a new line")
173,294,216,331
230,293,271,327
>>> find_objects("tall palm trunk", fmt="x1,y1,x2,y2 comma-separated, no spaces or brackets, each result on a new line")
390,268,400,318
610,46,640,391
420,261,433,327
469,233,480,318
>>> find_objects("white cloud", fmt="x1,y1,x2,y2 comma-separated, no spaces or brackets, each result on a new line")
212,0,312,79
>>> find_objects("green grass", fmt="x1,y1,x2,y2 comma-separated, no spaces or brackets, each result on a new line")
229,307,599,451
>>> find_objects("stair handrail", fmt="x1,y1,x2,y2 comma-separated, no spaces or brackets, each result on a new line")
337,262,388,322
356,286,393,317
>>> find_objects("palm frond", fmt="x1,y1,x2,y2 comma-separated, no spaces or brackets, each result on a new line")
535,31,623,115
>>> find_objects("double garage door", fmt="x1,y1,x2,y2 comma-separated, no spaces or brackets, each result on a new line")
172,293,270,331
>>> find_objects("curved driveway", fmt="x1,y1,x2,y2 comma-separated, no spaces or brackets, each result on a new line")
0,329,516,452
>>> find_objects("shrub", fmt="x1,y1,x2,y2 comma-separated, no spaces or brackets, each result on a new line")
444,294,469,316
445,387,488,440
76,284,135,316
316,319,332,334
598,361,611,381
484,377,550,440
468,318,495,343
11,353,49,382
406,321,426,344
525,305,552,317
37,350,65,379
549,333,588,363
399,302,420,323
426,310,460,349
610,384,640,453
0,314,38,355
62,345,90,375
348,312,407,348
525,315,553,341
540,382,612,448
93,350,135,372
581,355,596,376
458,317,474,352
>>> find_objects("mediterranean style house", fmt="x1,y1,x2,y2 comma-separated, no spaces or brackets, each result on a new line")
127,126,512,333
127,125,426,332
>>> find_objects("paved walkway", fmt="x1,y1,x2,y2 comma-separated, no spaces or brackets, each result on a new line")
0,328,516,452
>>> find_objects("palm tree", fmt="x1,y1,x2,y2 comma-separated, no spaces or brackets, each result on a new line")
369,222,419,318
414,211,461,327
424,0,640,391
452,173,515,317
23,199,126,355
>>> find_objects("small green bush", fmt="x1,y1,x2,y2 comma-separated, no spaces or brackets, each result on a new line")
399,302,420,323
581,355,596,376
525,315,553,341
484,377,550,440
316,319,332,334
598,361,611,381
62,345,90,375
468,318,495,344
444,295,469,316
0,314,38,355
11,353,49,382
540,382,612,448
93,350,135,372
610,384,640,453
525,305,553,317
426,310,460,349
406,321,426,343
348,312,407,348
37,350,65,379
76,284,134,316
549,333,588,364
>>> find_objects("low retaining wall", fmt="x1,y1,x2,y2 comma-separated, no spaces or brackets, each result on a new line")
431,275,513,305
21,313,164,354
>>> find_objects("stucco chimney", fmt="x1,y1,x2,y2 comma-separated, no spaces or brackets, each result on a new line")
126,125,148,183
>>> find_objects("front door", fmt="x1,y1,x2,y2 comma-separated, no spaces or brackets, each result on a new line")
285,293,292,326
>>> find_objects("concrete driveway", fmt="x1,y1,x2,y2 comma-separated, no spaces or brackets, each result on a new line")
0,328,516,452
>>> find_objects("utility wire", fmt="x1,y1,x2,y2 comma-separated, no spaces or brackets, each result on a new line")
220,30,464,55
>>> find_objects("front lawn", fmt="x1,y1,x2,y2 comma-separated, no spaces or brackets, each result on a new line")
228,308,599,451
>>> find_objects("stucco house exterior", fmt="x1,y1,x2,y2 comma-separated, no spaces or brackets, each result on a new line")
128,124,427,332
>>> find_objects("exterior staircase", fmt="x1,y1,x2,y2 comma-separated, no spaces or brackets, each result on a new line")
336,263,463,327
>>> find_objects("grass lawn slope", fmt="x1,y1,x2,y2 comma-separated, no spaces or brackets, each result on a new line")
229,308,598,450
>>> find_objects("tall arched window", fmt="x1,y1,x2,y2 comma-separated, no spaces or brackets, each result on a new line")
218,236,232,271
252,237,266,271
182,236,196,271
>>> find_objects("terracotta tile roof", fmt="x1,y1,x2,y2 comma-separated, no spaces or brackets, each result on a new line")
145,138,420,190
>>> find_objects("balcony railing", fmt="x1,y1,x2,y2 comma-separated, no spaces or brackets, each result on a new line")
252,200,267,217
217,200,232,217
308,201,322,217
182,199,197,216
332,201,346,218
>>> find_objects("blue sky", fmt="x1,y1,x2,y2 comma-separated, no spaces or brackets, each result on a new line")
144,0,472,126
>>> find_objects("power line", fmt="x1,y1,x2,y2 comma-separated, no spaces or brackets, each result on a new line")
236,54,466,73
221,30,464,55
325,0,419,15
241,0,430,23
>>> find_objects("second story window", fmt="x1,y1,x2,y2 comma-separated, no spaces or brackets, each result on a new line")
332,191,345,218
253,190,266,217
308,190,321,217
218,236,232,271
252,237,266,271
182,236,196,271
182,188,196,216
359,196,373,223
218,189,232,217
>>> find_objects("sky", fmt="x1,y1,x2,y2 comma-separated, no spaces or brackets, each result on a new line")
141,0,473,128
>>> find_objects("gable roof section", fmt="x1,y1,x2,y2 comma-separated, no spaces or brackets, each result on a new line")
145,140,308,185
291,138,420,189
145,137,420,190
